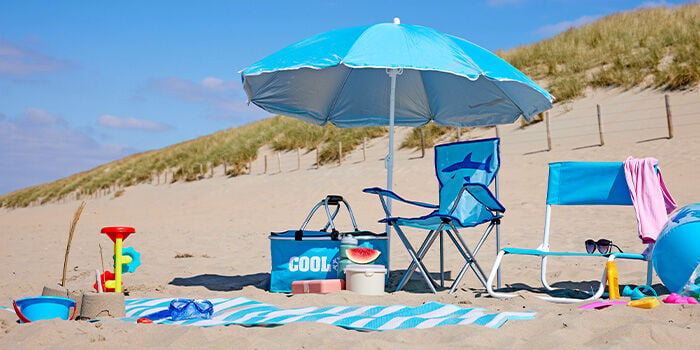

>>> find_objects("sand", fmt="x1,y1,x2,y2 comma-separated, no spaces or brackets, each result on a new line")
1,87,699,349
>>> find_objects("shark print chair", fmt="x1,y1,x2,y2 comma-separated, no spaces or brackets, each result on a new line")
364,138,504,293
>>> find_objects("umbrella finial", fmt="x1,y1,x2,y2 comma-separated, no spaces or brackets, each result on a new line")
393,17,400,24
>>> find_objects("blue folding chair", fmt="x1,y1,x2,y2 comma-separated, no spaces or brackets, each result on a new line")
486,161,654,303
364,138,504,293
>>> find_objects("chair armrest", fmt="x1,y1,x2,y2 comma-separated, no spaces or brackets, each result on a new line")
464,183,505,213
362,187,438,209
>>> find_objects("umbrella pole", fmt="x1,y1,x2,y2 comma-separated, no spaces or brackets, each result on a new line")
386,68,402,271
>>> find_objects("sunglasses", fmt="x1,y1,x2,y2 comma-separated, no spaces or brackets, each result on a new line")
585,239,623,254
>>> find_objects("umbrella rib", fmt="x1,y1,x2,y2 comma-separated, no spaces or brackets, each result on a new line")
418,70,435,124
324,65,353,123
483,76,527,121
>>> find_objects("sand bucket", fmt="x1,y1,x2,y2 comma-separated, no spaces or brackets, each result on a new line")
345,264,386,296
12,296,77,323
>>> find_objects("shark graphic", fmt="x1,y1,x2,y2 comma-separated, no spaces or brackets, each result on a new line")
441,153,493,173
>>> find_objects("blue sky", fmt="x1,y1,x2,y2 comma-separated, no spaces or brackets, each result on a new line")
0,0,692,195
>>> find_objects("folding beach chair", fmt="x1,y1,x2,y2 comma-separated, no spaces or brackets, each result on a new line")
364,138,504,294
486,161,654,303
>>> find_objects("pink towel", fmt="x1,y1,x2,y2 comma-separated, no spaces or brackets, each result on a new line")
623,157,677,243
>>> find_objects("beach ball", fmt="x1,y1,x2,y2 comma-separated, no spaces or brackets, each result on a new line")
652,203,700,294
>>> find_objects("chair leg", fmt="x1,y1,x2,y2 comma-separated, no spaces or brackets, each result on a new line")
486,250,518,299
440,230,444,288
541,256,556,291
447,222,495,293
395,229,440,292
393,225,438,293
444,229,489,293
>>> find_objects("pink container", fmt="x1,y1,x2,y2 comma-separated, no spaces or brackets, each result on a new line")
291,279,345,294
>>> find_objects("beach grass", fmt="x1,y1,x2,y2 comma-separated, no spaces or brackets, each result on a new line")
0,116,386,208
502,3,700,101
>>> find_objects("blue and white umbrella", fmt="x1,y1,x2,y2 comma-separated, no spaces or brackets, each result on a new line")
241,18,552,194
241,19,553,262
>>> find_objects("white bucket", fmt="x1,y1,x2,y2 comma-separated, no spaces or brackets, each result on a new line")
345,264,386,296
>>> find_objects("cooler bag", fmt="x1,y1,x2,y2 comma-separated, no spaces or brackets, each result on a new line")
269,195,388,293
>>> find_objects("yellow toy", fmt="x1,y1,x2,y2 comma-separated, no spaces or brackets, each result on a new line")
100,227,136,293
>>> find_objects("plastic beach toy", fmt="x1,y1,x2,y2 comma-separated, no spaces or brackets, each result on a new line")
627,297,660,309
579,300,628,310
100,226,139,293
622,285,657,301
663,293,698,304
12,296,76,323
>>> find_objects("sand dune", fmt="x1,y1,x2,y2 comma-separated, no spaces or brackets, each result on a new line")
1,87,699,348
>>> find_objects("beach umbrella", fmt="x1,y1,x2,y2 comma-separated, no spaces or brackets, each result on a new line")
241,18,552,195
241,18,553,263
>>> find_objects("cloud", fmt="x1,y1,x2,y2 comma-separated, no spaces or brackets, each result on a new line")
98,114,172,131
146,76,267,121
0,108,135,195
534,14,602,37
486,0,526,7
21,107,67,126
0,39,71,76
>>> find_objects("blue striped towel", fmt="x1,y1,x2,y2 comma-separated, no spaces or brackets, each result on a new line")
123,297,534,330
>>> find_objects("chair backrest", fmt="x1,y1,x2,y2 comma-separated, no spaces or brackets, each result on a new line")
546,161,632,206
434,138,500,222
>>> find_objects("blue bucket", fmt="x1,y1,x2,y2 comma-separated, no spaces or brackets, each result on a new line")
13,296,76,323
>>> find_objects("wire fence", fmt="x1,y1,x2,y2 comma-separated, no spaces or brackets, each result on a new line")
499,94,700,155
44,93,698,206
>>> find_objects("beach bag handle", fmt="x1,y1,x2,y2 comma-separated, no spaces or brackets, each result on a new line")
297,195,359,239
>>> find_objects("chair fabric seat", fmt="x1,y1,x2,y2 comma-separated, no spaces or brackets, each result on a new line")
382,212,502,230
502,247,646,260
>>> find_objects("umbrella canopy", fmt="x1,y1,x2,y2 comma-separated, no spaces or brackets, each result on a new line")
241,19,553,128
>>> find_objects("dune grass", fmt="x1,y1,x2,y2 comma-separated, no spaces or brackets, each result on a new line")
0,117,385,208
400,123,464,150
502,3,700,101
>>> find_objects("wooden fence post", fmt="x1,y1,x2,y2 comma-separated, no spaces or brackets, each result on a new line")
596,104,604,146
277,152,281,173
494,125,500,138
456,127,461,141
545,111,552,151
264,155,268,174
665,94,674,139
420,128,425,158
338,141,343,165
316,148,319,169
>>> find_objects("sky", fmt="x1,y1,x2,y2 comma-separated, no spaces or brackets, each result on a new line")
0,0,694,195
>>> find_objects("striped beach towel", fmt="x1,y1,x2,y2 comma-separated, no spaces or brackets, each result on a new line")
123,297,534,330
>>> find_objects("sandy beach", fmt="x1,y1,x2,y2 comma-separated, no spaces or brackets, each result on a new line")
1,87,699,349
